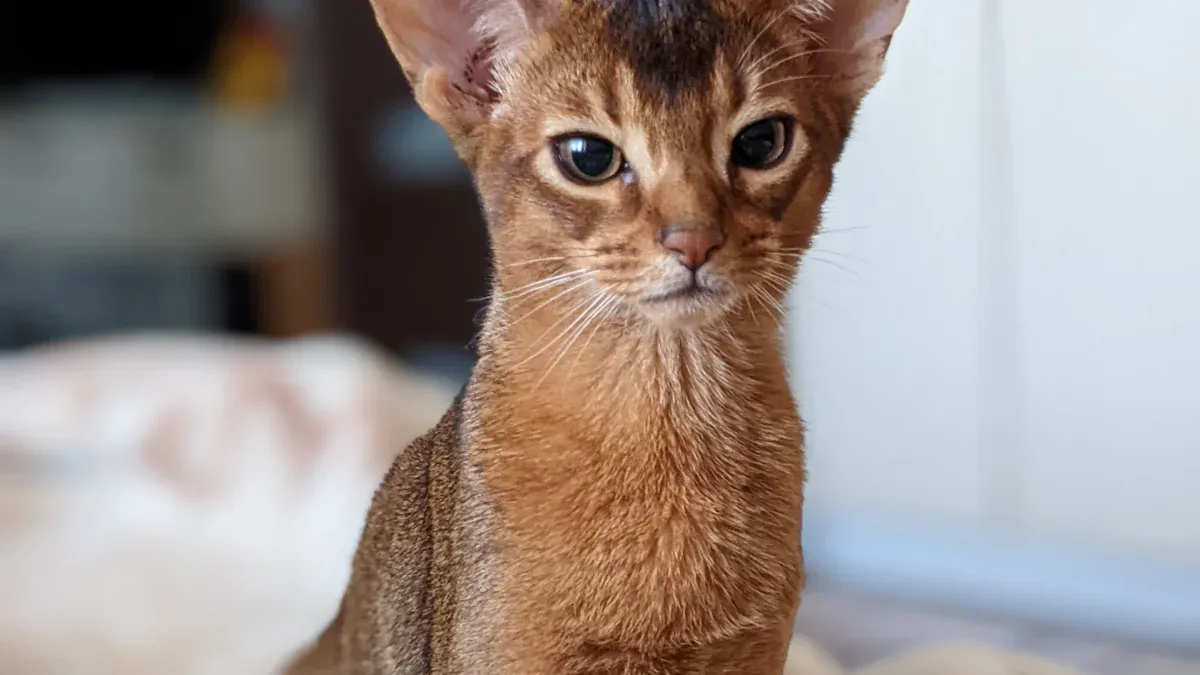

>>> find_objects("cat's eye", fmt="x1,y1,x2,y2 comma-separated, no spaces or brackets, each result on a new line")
553,135,624,184
731,117,790,169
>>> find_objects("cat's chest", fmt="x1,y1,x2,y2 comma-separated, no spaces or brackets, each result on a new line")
486,431,805,647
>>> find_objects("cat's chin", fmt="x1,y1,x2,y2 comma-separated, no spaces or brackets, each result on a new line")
635,289,737,331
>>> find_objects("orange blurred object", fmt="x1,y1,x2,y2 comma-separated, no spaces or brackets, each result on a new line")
210,11,289,111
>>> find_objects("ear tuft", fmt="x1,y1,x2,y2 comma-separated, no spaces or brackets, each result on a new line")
474,0,557,62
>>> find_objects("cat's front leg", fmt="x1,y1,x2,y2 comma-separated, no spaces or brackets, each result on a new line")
546,626,793,675
684,625,795,675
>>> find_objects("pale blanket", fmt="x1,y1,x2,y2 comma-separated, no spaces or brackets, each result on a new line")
0,334,1076,675
783,638,1078,675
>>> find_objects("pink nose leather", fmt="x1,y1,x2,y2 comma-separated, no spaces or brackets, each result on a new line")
660,224,724,270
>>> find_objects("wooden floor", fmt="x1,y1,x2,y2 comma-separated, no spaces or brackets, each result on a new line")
795,586,1200,674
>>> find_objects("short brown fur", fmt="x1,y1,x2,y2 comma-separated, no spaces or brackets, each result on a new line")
286,0,907,673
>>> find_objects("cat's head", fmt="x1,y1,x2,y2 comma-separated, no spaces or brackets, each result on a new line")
372,0,907,330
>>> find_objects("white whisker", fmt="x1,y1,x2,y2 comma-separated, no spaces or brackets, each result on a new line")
758,270,796,294
752,284,787,317
504,256,569,269
505,278,592,329
817,225,873,236
755,47,859,80
518,290,607,370
755,73,832,92
513,290,602,366
504,252,599,269
565,294,622,382
534,292,615,388
503,269,590,302
743,288,760,325
810,248,870,266
743,38,810,79
807,255,861,279
736,8,789,69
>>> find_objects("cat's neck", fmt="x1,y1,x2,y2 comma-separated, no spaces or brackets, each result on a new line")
471,293,794,438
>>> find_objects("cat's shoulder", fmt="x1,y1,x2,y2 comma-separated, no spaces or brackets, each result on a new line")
371,387,467,519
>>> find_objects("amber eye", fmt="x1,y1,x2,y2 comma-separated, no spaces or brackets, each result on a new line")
553,135,623,184
731,117,790,169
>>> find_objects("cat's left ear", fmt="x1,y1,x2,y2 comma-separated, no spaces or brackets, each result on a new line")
801,0,909,106
369,0,557,139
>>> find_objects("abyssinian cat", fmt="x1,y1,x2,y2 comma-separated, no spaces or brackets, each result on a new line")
287,0,908,673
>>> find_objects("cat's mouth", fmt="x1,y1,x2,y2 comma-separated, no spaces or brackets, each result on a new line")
636,274,737,328
644,282,719,303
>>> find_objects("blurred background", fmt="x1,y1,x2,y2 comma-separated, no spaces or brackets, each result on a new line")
0,0,484,378
0,0,1197,673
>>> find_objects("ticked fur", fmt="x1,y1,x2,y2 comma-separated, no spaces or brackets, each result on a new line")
287,1,907,673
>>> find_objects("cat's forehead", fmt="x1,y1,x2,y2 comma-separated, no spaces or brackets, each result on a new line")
549,0,771,102
592,0,729,98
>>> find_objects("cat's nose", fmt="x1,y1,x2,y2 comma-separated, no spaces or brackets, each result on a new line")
659,223,724,271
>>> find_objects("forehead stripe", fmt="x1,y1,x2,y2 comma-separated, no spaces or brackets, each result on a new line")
592,0,726,99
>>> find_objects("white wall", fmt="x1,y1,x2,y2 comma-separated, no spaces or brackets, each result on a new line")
1000,0,1200,562
791,0,986,525
790,0,1200,641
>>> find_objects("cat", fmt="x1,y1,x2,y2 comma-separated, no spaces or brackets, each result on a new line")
286,0,907,673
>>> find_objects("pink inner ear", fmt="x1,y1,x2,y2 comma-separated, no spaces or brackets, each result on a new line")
381,0,549,101
463,42,501,101
850,0,909,47
382,0,487,83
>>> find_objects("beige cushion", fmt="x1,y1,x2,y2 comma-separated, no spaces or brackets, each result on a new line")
0,334,455,675
784,638,1080,675
783,637,848,675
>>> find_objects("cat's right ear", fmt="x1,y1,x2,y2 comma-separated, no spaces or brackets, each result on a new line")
799,0,909,110
369,0,555,138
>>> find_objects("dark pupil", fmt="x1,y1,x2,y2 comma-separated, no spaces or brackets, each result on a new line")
568,138,615,177
733,121,778,166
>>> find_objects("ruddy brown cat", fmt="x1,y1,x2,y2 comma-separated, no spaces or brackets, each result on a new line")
287,0,908,673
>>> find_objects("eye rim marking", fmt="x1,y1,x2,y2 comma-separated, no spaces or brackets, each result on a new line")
731,116,793,170
551,133,626,185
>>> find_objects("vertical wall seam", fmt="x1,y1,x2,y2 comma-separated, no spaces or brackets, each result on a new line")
978,0,1024,531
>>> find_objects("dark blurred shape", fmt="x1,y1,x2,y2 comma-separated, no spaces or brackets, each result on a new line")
220,262,262,335
0,251,221,349
2,0,489,361
1,2,230,87
258,244,334,339
313,0,490,357
0,1,336,348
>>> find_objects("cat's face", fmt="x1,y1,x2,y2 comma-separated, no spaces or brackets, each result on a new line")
373,0,907,330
